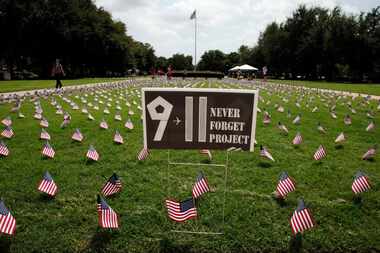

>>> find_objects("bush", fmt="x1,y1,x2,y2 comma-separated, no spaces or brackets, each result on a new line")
172,71,224,79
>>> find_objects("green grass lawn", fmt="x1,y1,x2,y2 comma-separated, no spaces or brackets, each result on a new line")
267,79,380,96
0,80,378,252
0,78,132,93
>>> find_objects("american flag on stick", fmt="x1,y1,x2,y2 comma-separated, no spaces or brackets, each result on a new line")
276,172,296,199
37,171,58,197
0,200,16,235
1,116,12,127
200,149,212,160
278,122,289,134
352,171,371,195
192,171,210,199
124,119,134,130
0,141,9,156
97,195,119,229
334,132,345,143
292,132,303,145
292,115,301,125
1,126,14,139
165,198,197,222
313,145,326,160
42,141,55,158
101,173,122,197
72,128,84,142
344,115,352,125
113,130,124,144
290,199,315,235
137,147,149,161
99,119,108,129
263,111,271,125
40,118,49,128
366,121,375,132
260,145,275,161
362,146,376,160
86,145,99,161
40,129,51,140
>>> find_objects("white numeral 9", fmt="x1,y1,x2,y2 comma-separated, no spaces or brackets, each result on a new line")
147,96,173,141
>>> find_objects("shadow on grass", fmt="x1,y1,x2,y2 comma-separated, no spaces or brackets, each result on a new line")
0,236,12,253
335,145,344,150
353,196,362,207
289,234,303,253
38,194,55,202
258,162,272,168
87,229,117,253
159,236,192,253
273,196,288,208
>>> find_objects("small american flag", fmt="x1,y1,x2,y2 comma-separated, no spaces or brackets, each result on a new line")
292,115,301,124
40,129,51,140
276,172,296,199
290,199,315,235
114,113,122,121
18,112,25,118
278,122,289,134
192,172,210,199
40,118,49,128
101,173,122,197
366,121,375,132
263,111,271,125
1,116,12,127
292,132,303,145
362,146,376,160
352,171,371,195
165,198,197,222
0,141,9,156
344,115,352,125
1,126,14,139
317,122,326,133
200,149,212,160
99,119,108,129
334,132,345,143
113,130,124,144
260,145,275,161
88,114,95,121
313,145,326,160
87,145,99,161
97,195,119,229
125,119,134,130
34,113,42,120
72,128,83,142
0,201,16,235
37,171,58,196
42,141,55,158
137,147,149,161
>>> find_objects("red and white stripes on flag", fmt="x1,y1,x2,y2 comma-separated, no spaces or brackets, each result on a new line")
72,129,83,142
366,121,375,132
40,129,51,140
0,201,16,235
290,199,315,235
292,132,303,145
362,147,376,160
37,171,58,197
200,149,212,160
114,130,124,144
192,172,210,199
137,148,149,161
260,146,275,161
42,142,55,158
40,118,49,128
1,117,12,127
165,198,197,222
276,172,296,199
1,126,14,139
313,145,326,160
352,171,371,195
263,112,271,125
101,173,122,197
86,145,99,161
100,119,108,129
0,141,9,156
97,195,119,229
124,119,134,130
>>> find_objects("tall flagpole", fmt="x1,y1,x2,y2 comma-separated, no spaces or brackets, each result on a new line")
194,10,197,71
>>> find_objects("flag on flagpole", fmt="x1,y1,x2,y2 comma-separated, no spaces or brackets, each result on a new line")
40,129,51,140
125,119,134,130
292,132,303,145
101,173,122,197
362,146,376,160
40,118,49,128
190,10,196,20
192,172,210,199
352,171,371,195
113,130,124,144
37,171,58,197
200,149,212,160
313,145,326,160
99,119,108,130
0,141,9,157
137,147,149,161
86,145,99,161
0,201,16,235
260,145,275,161
334,132,345,143
165,198,197,222
1,126,14,139
42,141,55,158
97,195,119,229
366,121,375,132
72,128,84,142
276,172,296,199
290,199,315,235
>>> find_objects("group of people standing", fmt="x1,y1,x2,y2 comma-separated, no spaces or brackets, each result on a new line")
150,65,173,80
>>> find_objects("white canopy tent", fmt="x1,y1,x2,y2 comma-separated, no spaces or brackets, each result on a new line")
228,64,258,71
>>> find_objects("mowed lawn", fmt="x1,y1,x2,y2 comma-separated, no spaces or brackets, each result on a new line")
0,80,379,252
0,78,132,93
267,79,380,96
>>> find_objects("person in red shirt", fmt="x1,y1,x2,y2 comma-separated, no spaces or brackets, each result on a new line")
51,59,65,89
167,65,173,80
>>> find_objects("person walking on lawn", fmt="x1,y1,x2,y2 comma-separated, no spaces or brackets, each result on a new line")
51,59,65,89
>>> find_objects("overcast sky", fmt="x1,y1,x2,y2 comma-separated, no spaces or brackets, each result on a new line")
95,0,378,61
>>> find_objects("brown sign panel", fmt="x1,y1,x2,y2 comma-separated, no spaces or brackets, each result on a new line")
142,88,258,151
